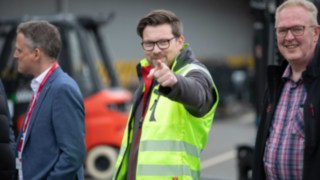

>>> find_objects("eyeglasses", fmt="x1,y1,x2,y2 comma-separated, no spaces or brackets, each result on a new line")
275,25,315,37
141,37,176,51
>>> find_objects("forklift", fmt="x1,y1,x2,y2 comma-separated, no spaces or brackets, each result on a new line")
0,13,132,179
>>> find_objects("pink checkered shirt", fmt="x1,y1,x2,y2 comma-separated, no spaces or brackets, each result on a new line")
263,65,306,180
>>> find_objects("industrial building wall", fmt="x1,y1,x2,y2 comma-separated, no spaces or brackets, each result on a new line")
0,0,253,62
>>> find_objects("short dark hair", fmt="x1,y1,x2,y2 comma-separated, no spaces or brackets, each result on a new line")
17,20,61,59
137,9,183,39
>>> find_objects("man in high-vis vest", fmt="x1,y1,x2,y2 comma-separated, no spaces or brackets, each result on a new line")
113,9,219,180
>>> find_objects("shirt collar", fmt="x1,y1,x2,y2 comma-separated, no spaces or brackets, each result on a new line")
282,65,291,80
282,64,303,84
30,66,52,94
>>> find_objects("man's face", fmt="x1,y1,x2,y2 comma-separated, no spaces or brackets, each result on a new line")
14,33,36,75
142,24,184,68
276,5,319,66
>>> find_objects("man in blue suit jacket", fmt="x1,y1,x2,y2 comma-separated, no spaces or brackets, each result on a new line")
14,20,86,180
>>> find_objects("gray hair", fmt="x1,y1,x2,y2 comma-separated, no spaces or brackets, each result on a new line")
17,20,61,59
275,0,318,26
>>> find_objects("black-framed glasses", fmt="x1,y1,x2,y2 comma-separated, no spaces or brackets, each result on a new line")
275,25,315,37
141,37,176,51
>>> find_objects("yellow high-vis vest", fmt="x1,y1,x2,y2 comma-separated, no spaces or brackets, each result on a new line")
114,58,219,180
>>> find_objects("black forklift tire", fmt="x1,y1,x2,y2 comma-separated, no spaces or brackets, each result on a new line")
86,145,118,179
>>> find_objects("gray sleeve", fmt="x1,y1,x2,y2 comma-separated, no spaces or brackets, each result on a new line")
159,70,216,117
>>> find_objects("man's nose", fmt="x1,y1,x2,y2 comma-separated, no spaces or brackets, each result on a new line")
152,44,162,53
13,50,18,59
284,30,295,39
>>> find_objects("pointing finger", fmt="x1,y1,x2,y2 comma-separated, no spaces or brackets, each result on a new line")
155,60,163,69
147,68,155,79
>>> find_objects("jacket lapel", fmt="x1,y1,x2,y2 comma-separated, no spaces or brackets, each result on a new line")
23,67,61,146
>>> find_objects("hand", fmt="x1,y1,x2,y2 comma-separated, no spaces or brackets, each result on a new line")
147,60,177,87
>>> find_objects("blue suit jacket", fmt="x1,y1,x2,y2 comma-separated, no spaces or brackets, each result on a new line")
16,67,86,180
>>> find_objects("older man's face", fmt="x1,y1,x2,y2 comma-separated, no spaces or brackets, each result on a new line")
276,5,319,67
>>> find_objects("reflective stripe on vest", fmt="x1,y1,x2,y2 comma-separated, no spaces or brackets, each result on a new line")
177,63,213,82
140,140,201,157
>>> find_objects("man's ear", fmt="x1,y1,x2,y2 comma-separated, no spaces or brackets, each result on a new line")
33,48,42,61
178,35,184,45
314,26,320,42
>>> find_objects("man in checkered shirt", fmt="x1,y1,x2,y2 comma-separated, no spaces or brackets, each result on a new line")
253,0,320,179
